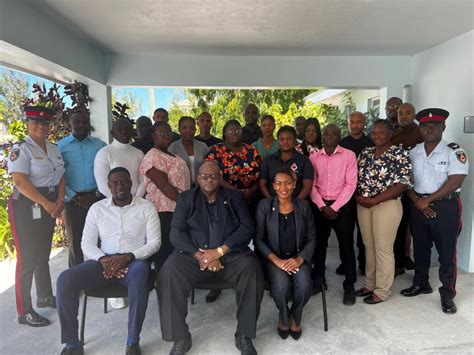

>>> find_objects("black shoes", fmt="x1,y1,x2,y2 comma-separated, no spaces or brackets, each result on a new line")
170,336,192,355
37,295,56,308
277,327,289,339
289,328,302,340
343,288,356,306
355,288,373,297
441,297,457,314
235,335,257,355
363,294,384,305
312,282,327,296
335,264,344,275
205,289,222,303
18,310,50,327
126,344,141,355
401,285,433,297
60,346,84,355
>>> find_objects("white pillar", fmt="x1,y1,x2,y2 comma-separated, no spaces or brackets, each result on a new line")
89,83,112,143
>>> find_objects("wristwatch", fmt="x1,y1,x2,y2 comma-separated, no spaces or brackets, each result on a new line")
217,247,224,257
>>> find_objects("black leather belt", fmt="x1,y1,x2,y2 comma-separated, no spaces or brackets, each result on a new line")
415,192,460,200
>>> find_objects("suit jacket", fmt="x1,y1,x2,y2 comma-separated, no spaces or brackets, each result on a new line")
170,187,254,258
254,197,316,263
168,139,209,181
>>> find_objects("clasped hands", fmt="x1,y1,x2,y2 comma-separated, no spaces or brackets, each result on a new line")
99,254,131,279
43,199,65,218
274,256,304,275
355,195,379,208
413,196,437,219
194,248,224,272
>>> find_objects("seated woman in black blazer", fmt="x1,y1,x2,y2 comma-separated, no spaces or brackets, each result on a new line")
255,166,316,340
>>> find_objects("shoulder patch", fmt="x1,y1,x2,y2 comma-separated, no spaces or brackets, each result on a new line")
448,142,460,150
9,147,20,161
456,151,467,164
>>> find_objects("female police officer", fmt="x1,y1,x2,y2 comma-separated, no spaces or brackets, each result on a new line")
7,105,65,327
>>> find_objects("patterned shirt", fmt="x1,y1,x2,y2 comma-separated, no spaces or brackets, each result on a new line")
357,145,412,198
205,143,261,189
295,142,319,157
140,148,191,212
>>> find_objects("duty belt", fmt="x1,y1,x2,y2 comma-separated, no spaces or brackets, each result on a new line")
415,191,460,200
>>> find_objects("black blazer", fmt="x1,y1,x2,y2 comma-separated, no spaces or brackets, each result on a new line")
170,187,254,257
254,197,316,263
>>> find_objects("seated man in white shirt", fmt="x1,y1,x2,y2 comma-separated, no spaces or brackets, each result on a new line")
56,167,161,355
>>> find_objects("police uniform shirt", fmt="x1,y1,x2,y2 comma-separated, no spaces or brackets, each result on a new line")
7,136,65,187
410,139,469,194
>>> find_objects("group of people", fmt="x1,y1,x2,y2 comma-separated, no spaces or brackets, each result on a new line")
6,98,469,355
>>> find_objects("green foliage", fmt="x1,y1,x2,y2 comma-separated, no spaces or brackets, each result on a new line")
111,89,143,120
0,69,29,125
7,119,27,141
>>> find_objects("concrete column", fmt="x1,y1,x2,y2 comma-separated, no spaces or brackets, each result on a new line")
89,83,112,143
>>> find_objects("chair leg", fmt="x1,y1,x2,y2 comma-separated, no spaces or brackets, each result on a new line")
80,295,87,345
321,286,328,331
191,289,195,305
104,298,108,314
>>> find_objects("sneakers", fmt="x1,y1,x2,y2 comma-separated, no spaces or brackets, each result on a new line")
37,295,56,308
18,310,50,327
235,335,257,355
170,336,192,355
108,297,127,309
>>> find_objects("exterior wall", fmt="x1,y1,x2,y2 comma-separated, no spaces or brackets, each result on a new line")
412,30,474,272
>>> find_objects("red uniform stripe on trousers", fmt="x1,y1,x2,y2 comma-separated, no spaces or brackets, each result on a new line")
7,196,24,315
451,197,463,298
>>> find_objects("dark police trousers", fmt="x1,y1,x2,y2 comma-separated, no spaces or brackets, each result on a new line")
312,201,357,290
64,201,88,267
394,195,410,269
57,260,150,344
8,188,57,315
408,197,462,299
158,251,264,341
265,261,312,326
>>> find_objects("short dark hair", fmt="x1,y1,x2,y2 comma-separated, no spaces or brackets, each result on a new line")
154,108,168,116
178,116,195,128
261,114,275,124
151,121,171,132
373,119,393,132
273,166,296,182
222,119,242,140
108,167,130,179
277,125,297,139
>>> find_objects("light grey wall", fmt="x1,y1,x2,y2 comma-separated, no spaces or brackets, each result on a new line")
412,30,474,272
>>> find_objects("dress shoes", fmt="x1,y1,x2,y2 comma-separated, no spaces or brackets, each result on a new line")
312,282,327,296
363,294,383,305
289,328,302,340
277,327,289,339
205,289,222,303
235,335,257,355
18,310,50,327
394,267,405,277
400,285,433,297
355,288,373,297
60,345,84,355
37,295,56,308
170,336,192,355
343,288,356,306
441,297,457,314
335,264,344,275
126,344,141,355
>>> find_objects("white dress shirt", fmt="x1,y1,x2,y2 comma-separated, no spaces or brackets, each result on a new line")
81,196,161,261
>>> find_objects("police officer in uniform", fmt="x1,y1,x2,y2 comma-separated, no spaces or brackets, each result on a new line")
401,108,469,314
7,106,65,326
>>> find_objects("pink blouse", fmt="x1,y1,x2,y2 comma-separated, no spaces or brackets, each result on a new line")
140,148,191,212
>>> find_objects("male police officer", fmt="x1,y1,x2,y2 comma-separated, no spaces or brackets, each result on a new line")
401,108,469,314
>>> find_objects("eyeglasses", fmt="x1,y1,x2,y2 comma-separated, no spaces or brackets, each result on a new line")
226,128,242,134
198,173,220,180
274,180,294,187
386,105,400,110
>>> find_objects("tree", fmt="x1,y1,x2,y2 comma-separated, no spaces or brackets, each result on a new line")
0,69,29,125
111,88,143,121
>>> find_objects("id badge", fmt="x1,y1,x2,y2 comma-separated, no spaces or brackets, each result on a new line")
32,203,42,219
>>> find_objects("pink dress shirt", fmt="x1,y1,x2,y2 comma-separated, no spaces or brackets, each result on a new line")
309,145,357,212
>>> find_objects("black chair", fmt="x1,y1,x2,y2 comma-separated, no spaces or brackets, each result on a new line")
191,280,328,332
79,269,157,344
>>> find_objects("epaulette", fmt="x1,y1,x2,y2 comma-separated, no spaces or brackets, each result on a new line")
12,140,25,146
448,142,460,150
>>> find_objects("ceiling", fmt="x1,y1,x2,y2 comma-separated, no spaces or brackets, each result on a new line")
35,0,473,56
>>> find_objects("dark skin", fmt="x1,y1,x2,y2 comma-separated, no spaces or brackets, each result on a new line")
69,112,98,209
99,171,134,279
192,161,230,271
221,123,258,200
244,104,259,127
406,122,466,217
267,172,304,332
320,124,341,221
179,119,196,156
348,112,366,139
294,116,306,140
197,112,212,139
304,123,319,146
259,131,312,199
385,97,402,125
260,117,276,151
146,124,180,202
111,119,133,144
397,103,416,128
355,123,408,207
153,110,169,123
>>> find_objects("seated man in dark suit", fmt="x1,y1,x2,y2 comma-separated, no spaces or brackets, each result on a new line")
158,160,265,355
